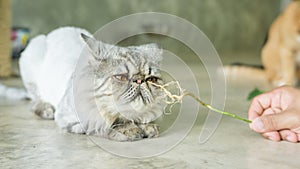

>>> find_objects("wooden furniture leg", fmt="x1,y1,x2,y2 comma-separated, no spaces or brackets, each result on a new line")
0,0,12,77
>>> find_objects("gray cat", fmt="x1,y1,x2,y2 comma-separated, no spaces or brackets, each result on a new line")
19,27,166,141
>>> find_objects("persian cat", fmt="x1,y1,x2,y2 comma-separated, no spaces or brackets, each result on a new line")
19,27,166,141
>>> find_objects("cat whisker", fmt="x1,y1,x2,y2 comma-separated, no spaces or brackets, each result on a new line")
140,86,154,104
119,85,138,102
120,85,135,98
140,95,151,105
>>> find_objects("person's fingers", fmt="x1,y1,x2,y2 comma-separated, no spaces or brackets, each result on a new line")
297,133,300,142
262,131,281,142
249,107,280,132
263,107,281,115
279,130,298,143
250,111,295,133
248,92,273,121
248,86,292,121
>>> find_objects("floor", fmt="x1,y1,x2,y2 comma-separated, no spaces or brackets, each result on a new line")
1,53,300,169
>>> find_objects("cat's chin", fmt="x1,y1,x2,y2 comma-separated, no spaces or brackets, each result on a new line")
114,96,165,123
116,97,150,115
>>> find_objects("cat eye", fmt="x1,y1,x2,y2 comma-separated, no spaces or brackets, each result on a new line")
114,74,128,81
146,76,160,83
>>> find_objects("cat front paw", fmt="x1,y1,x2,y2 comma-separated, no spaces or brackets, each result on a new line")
272,78,297,86
112,123,144,141
139,123,159,138
109,122,160,141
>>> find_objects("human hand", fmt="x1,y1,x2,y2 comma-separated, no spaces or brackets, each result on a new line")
248,86,300,142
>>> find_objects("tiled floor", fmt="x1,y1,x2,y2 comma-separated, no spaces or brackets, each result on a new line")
1,54,299,169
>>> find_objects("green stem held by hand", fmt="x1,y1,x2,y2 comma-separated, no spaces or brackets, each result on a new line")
150,81,252,123
184,92,252,123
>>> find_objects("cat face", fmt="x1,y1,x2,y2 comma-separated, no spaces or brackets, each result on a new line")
82,34,166,123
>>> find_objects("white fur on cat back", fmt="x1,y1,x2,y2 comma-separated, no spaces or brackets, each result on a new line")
20,27,91,107
20,27,92,132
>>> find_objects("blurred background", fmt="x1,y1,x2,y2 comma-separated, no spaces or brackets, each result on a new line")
11,0,283,57
0,0,286,101
0,0,289,102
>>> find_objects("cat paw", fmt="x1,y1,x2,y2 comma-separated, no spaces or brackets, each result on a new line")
272,79,296,87
33,101,55,120
67,122,85,134
139,123,159,138
112,123,144,141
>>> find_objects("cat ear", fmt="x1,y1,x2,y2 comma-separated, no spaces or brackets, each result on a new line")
81,33,108,60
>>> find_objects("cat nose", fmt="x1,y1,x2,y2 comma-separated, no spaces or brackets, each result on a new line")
133,74,145,84
135,79,144,84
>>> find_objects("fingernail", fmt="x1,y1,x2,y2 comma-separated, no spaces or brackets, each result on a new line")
251,118,265,132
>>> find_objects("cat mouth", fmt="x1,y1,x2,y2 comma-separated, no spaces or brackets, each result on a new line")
132,89,152,104
119,86,153,105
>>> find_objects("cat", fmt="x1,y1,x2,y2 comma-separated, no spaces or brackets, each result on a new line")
19,27,166,141
224,0,300,86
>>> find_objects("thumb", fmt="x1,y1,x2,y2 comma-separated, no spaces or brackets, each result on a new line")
250,111,295,133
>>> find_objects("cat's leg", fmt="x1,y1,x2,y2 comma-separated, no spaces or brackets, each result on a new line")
32,100,55,120
110,122,144,141
278,48,297,86
262,41,296,86
108,123,159,141
138,123,159,138
262,41,281,86
107,129,133,141
107,118,159,141
66,122,85,134
107,118,144,141
109,123,144,141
